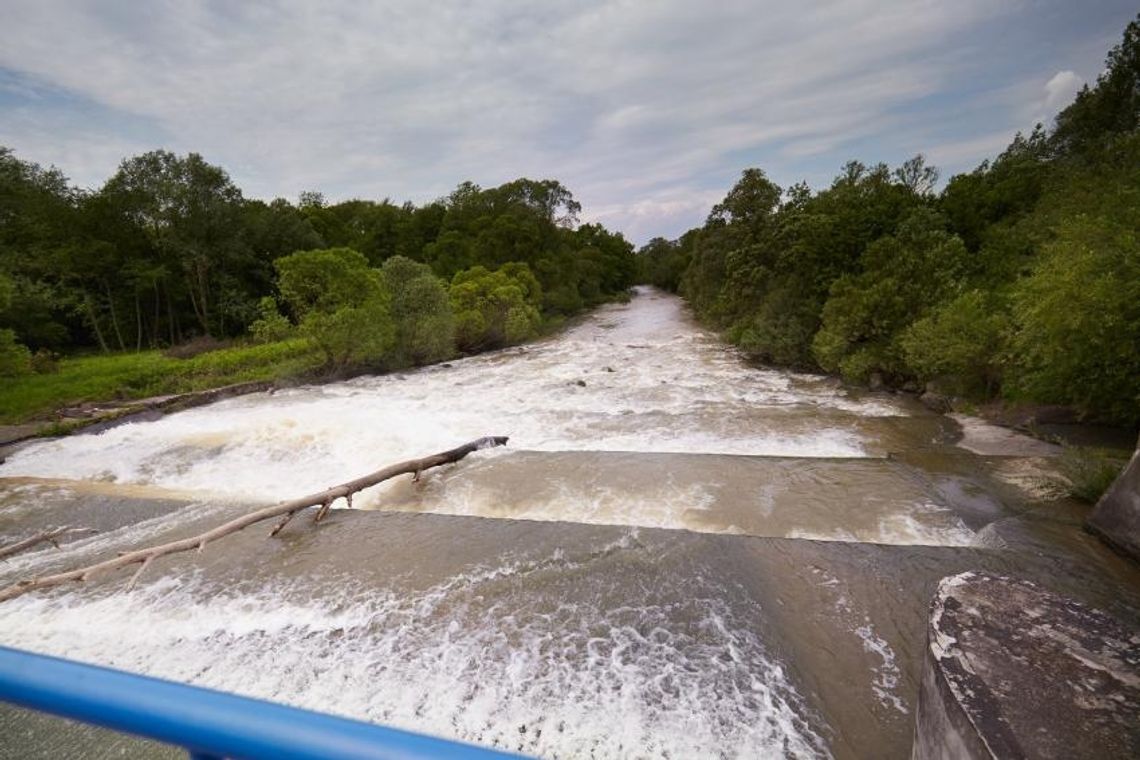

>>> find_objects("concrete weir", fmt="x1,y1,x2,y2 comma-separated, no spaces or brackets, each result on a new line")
912,572,1140,759
1087,433,1140,561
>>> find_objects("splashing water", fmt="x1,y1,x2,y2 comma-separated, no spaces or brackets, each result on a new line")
2,288,1029,758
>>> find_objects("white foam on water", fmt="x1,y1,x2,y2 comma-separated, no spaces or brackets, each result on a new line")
811,567,909,716
0,547,831,759
0,291,897,502
873,502,977,548
0,289,934,755
786,499,977,548
853,624,908,715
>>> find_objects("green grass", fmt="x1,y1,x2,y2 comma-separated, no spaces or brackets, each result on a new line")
1057,446,1128,503
0,338,324,424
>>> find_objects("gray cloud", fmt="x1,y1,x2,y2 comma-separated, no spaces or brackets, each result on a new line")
0,1,1134,243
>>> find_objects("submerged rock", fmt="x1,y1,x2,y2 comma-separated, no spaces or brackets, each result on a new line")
913,572,1140,759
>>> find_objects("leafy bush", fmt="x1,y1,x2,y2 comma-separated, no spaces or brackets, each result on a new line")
1010,214,1140,423
901,290,1009,395
30,348,60,374
734,285,820,367
249,297,293,344
275,248,394,371
812,209,970,381
449,263,543,352
381,256,455,366
0,329,32,377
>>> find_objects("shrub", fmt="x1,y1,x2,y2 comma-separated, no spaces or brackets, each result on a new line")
1010,215,1140,424
449,263,543,352
1057,447,1127,503
275,247,394,370
381,256,455,366
30,348,60,374
0,329,31,377
900,290,1009,396
249,297,293,344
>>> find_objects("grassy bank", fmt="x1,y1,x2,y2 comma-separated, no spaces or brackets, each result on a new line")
0,289,636,428
0,339,323,424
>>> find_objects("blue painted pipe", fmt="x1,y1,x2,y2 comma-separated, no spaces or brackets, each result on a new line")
0,645,524,760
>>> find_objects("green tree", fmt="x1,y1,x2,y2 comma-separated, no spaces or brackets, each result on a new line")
381,255,455,366
1010,214,1139,423
101,151,249,337
0,273,30,376
248,296,292,344
1050,14,1140,157
812,209,970,381
449,263,543,352
900,290,1010,395
637,237,689,291
274,247,394,371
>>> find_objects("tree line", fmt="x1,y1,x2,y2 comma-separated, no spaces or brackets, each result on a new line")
0,150,636,375
640,14,1139,427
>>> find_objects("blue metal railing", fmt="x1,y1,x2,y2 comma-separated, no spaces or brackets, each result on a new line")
0,645,524,759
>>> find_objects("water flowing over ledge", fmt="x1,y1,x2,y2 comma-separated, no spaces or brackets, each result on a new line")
2,289,1137,759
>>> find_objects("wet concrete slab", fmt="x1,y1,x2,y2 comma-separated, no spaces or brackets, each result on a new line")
1088,434,1140,561
949,414,1062,458
914,572,1140,759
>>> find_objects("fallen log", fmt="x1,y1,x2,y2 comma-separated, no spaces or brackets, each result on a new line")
0,436,508,603
0,526,98,561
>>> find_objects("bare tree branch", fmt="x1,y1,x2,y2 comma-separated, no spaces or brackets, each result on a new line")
0,527,98,562
0,436,507,603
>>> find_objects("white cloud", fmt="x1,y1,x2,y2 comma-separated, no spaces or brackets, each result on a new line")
0,0,1120,243
1044,69,1084,110
923,129,1019,170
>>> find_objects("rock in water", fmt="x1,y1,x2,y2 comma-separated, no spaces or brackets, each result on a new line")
912,572,1139,759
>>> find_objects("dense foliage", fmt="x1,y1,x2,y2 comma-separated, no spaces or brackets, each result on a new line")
0,148,635,378
640,14,1140,426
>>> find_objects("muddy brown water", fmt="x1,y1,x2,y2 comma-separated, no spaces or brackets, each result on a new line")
1,288,1137,759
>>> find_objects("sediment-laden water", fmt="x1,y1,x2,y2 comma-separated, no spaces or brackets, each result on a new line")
1,287,1137,759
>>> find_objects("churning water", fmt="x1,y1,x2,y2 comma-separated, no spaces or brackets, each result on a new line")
1,288,1136,759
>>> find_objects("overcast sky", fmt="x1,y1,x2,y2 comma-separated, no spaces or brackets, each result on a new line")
1,1,1135,244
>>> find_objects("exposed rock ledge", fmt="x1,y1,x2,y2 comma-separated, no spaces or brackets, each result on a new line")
912,572,1139,759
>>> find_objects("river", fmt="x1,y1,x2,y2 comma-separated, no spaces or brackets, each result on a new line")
1,287,1137,758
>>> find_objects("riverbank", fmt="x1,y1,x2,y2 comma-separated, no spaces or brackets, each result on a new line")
0,338,323,427
2,287,1138,758
0,292,630,449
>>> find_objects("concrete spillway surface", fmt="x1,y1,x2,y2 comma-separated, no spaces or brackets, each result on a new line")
914,572,1140,758
1,288,1138,759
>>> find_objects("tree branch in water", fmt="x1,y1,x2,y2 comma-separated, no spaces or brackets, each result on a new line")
0,436,508,603
0,527,98,562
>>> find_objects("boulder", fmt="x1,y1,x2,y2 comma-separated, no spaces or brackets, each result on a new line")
912,572,1139,759
920,391,952,414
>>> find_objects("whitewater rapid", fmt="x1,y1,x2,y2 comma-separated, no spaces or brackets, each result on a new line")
4,287,1051,759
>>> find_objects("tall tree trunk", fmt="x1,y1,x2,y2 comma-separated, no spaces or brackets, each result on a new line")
152,280,162,348
104,281,127,351
134,291,143,352
83,294,110,353
199,262,212,336
166,287,177,346
186,271,209,336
